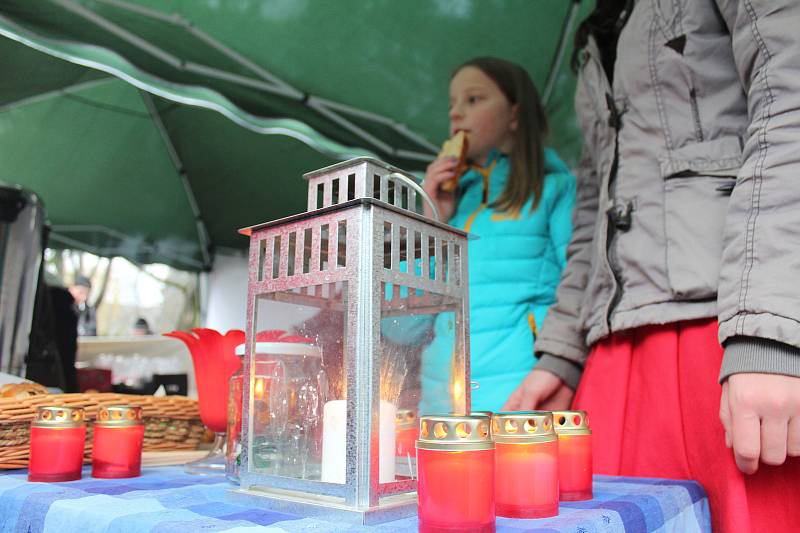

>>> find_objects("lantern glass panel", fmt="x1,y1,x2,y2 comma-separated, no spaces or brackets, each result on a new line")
236,190,470,523
248,283,345,481
380,283,462,481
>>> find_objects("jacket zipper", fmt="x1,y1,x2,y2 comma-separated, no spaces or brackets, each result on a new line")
601,0,638,333
603,96,625,332
463,162,495,233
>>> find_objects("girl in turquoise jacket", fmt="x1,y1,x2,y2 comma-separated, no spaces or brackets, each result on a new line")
387,57,575,413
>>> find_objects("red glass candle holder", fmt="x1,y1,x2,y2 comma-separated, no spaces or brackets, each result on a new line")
29,406,86,482
553,410,593,501
395,409,417,458
417,414,495,533
165,328,244,475
91,406,145,478
492,412,559,519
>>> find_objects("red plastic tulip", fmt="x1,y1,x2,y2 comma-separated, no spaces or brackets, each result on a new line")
165,328,244,433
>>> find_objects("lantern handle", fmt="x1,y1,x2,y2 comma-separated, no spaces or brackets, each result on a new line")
385,172,441,222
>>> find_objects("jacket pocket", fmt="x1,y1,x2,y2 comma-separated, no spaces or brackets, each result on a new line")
660,137,741,299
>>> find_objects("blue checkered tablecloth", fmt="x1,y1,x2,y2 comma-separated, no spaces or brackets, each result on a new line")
0,466,710,532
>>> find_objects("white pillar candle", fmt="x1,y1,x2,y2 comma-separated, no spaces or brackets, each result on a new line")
321,400,347,483
321,399,396,483
378,400,397,483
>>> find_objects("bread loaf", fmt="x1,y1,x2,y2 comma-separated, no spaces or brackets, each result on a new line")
0,382,48,399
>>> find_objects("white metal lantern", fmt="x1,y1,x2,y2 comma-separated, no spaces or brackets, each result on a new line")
231,158,471,524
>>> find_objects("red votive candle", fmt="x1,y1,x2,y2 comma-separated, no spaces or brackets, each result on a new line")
492,411,559,518
553,410,592,501
29,406,86,482
395,409,417,458
91,405,145,478
417,414,495,532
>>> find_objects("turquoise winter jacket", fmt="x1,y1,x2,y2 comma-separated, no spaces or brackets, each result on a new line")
385,148,575,413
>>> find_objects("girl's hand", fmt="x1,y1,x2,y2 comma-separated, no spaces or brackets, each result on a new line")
422,157,459,222
719,373,800,474
501,369,574,411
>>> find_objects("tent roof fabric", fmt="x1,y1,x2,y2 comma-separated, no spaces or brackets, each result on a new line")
0,0,589,271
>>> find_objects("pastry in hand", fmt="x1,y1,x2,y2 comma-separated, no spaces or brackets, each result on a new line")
438,130,469,192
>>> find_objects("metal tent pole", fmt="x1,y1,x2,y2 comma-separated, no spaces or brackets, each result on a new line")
139,90,213,270
88,0,438,158
50,226,205,271
542,0,582,107
0,78,115,113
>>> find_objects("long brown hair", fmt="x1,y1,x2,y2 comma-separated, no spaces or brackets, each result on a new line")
455,57,548,213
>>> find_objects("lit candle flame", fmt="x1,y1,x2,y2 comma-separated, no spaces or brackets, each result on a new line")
451,379,464,412
254,377,266,400
450,352,466,414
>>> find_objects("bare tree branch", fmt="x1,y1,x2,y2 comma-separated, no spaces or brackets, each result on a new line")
92,258,113,309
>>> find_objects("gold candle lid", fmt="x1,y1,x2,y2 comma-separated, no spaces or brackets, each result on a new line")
95,405,143,427
491,411,556,443
417,414,493,451
395,409,416,429
552,410,591,435
470,411,493,418
32,406,85,428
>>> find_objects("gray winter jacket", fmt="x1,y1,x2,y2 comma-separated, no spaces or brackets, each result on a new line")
535,0,800,388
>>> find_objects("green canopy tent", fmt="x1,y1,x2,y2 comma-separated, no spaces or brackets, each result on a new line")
0,0,590,271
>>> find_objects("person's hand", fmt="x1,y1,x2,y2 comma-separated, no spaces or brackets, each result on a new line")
422,157,459,222
501,369,574,411
719,373,800,474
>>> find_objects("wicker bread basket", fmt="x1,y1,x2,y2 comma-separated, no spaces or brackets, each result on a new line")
0,392,205,469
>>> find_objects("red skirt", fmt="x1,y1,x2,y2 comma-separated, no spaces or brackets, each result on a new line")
573,318,800,533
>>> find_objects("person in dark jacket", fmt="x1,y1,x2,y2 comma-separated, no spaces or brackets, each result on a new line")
132,317,152,336
68,274,97,336
49,285,79,392
25,282,77,392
